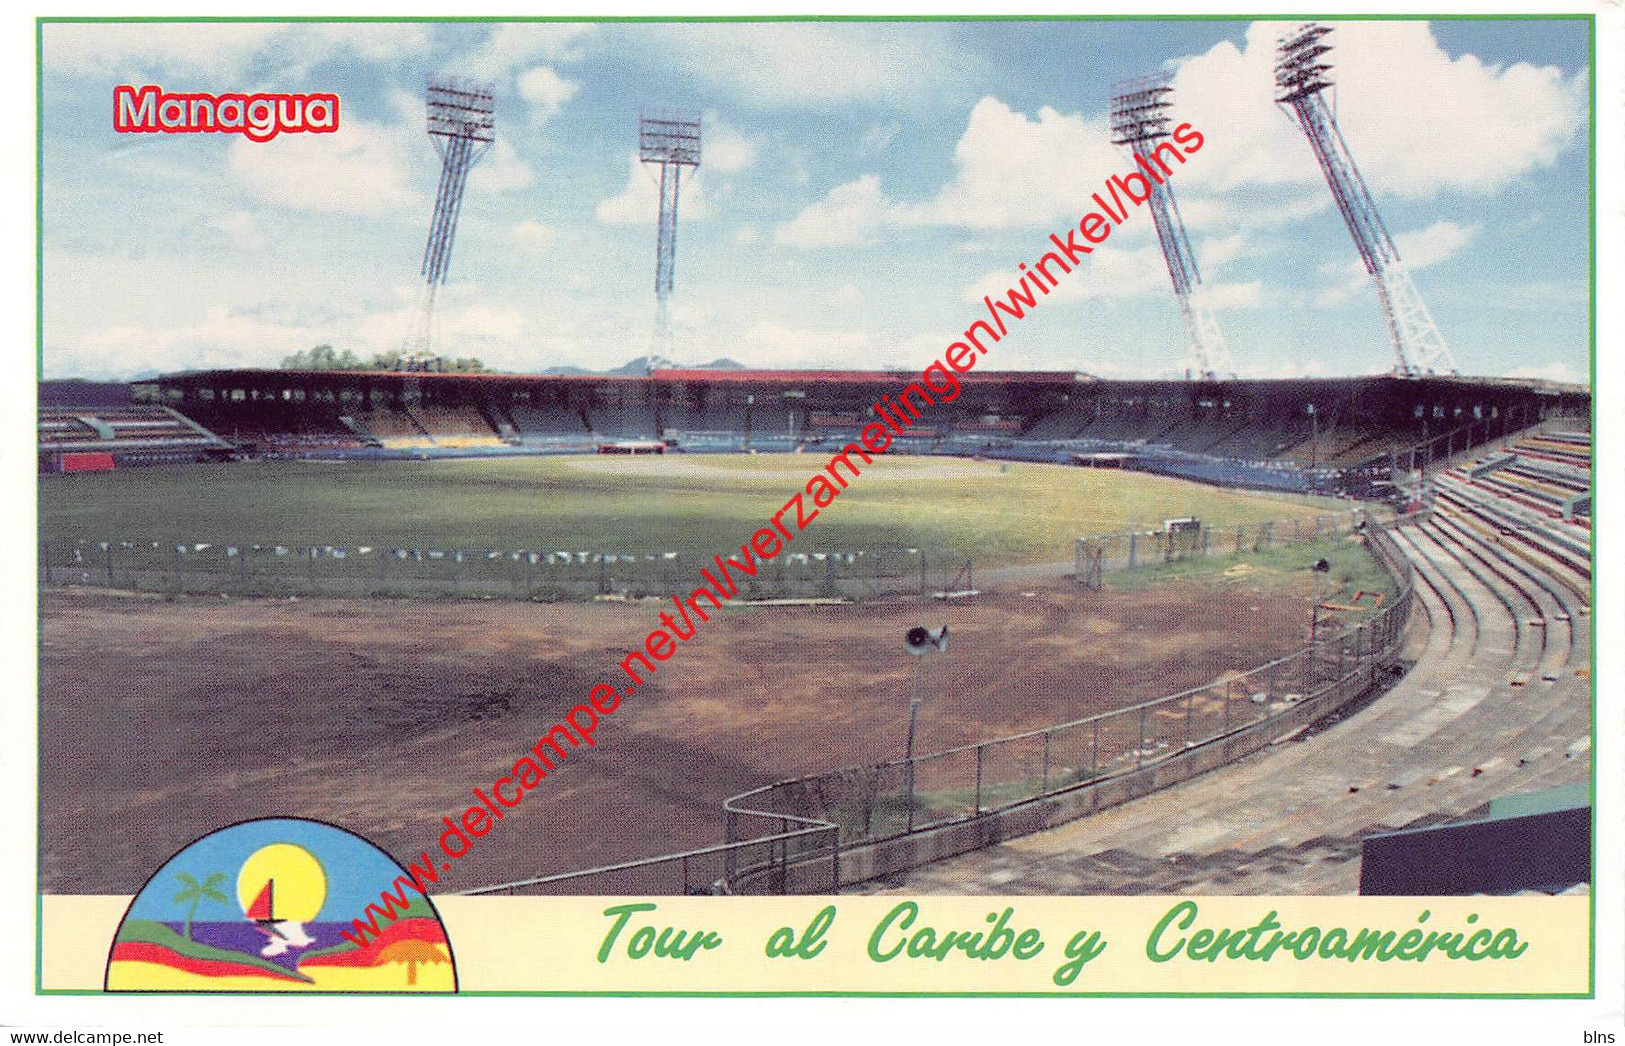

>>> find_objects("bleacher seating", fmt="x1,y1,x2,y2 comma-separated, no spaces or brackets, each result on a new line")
176,400,373,454
357,407,433,448
586,404,659,440
409,404,502,447
849,431,1592,895
1442,436,1591,524
662,402,752,435
510,402,590,443
38,406,230,467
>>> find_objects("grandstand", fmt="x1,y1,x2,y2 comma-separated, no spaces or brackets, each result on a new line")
849,426,1592,896
36,362,1593,899
37,404,231,471
82,368,1585,488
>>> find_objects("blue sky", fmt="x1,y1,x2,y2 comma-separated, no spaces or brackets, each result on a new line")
40,18,1590,382
124,818,424,924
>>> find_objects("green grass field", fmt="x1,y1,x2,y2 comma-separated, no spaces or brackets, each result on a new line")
1109,534,1398,608
39,454,1350,568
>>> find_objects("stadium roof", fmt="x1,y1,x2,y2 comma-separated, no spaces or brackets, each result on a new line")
140,367,1588,396
148,367,1084,385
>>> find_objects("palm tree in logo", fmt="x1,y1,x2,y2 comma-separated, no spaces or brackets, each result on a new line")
172,872,229,941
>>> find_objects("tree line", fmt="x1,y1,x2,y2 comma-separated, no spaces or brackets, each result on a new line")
281,345,487,373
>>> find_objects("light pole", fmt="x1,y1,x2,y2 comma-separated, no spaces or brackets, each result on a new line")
902,625,948,832
1309,556,1331,642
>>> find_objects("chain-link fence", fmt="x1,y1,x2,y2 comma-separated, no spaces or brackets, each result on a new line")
39,539,971,603
726,521,1414,874
463,520,1416,896
460,818,841,897
1075,509,1364,580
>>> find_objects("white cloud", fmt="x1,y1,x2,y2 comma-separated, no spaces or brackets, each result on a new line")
1250,357,1334,379
1194,280,1264,311
44,23,282,78
385,88,423,127
775,22,1585,255
53,279,549,379
208,211,265,252
1317,219,1480,304
1312,283,1360,309
1393,219,1481,270
736,321,883,368
595,153,712,226
228,119,417,215
648,23,972,106
773,175,887,247
966,243,1170,307
861,122,903,153
470,140,535,193
831,283,862,306
43,22,430,80
775,96,1160,244
964,231,1260,320
1503,360,1583,384
897,98,1124,229
292,24,432,67
1174,190,1329,233
516,66,579,125
61,305,328,377
509,220,558,254
703,116,758,174
457,24,597,78
1198,234,1248,270
1170,21,1585,199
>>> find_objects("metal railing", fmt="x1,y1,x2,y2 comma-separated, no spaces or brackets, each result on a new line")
465,519,1417,896
1375,411,1587,480
460,819,840,897
725,520,1414,886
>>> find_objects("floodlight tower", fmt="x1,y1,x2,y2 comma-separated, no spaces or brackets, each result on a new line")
1275,24,1458,377
402,77,496,367
638,111,701,369
1110,74,1233,382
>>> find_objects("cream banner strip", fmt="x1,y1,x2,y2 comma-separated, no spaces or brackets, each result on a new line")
44,895,1590,995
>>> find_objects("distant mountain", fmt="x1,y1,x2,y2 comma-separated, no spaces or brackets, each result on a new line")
540,364,597,376
606,355,675,375
602,355,750,375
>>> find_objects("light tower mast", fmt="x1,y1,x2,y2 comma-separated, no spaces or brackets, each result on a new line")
1275,24,1458,377
638,111,701,370
1110,73,1233,382
402,77,495,368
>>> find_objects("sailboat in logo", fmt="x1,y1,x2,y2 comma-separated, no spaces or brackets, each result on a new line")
107,819,456,992
245,874,316,958
245,878,274,923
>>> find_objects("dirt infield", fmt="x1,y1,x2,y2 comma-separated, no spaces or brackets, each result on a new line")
40,576,1314,895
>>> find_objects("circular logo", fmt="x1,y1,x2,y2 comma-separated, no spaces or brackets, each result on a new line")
105,818,456,992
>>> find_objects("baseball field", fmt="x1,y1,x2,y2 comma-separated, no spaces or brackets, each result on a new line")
38,453,1347,566
39,454,1372,895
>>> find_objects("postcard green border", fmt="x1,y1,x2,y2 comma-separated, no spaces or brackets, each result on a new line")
32,11,1598,1001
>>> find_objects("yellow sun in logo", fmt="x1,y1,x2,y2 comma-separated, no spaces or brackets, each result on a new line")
236,843,327,922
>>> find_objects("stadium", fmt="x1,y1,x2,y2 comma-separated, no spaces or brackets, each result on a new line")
38,20,1593,903
38,368,1593,899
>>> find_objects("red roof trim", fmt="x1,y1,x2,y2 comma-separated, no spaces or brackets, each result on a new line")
649,369,1076,384
158,368,1081,385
